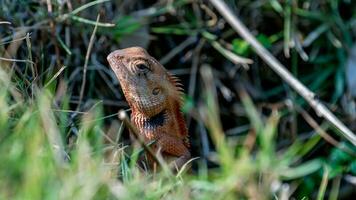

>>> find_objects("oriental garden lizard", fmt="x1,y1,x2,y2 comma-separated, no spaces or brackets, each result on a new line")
107,47,191,170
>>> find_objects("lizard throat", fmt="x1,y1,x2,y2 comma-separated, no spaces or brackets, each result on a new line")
143,109,167,129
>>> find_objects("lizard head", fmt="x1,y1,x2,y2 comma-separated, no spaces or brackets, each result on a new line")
107,47,182,117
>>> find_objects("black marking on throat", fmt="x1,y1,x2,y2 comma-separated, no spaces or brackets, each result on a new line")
144,110,166,128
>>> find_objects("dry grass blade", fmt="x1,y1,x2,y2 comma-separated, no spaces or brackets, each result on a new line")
0,34,29,46
44,66,67,88
317,166,330,200
38,95,66,166
77,14,100,111
0,57,35,64
209,0,356,146
70,0,110,15
200,64,233,168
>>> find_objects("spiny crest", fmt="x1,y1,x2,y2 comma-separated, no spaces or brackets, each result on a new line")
166,72,189,141
167,71,185,105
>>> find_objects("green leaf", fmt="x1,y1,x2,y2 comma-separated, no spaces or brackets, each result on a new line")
114,16,142,40
232,39,249,56
232,34,273,56
151,24,197,35
330,147,353,164
257,34,272,49
328,165,344,178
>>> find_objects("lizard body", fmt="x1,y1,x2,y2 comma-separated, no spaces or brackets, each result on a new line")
107,47,191,170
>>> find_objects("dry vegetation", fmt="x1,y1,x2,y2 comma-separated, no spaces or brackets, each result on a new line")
0,0,355,199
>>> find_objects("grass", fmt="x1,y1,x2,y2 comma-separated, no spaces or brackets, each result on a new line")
0,72,323,199
1,0,356,199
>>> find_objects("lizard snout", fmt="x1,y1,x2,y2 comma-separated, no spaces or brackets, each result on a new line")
107,50,123,62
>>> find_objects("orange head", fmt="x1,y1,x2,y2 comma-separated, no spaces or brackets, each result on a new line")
107,47,180,117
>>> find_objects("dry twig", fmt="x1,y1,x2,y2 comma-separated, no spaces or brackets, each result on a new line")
77,14,100,111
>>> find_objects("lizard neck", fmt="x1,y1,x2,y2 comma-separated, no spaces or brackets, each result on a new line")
131,99,187,140
131,109,168,129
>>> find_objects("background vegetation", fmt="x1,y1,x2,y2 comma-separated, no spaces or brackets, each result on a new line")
0,0,355,199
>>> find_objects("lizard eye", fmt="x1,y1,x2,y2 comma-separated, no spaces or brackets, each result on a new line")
136,63,149,70
152,88,160,95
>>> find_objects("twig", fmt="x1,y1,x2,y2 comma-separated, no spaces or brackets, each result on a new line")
202,31,253,67
55,0,114,27
77,14,100,111
46,0,62,67
188,39,205,97
186,39,205,128
0,21,11,25
0,57,35,64
25,33,36,80
209,0,356,145
159,36,197,65
296,106,356,156
0,34,30,46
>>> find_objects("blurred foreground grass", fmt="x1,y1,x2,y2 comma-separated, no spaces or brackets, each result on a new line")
0,64,354,199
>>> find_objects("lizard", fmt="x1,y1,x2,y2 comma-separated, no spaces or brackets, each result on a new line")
107,47,191,171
